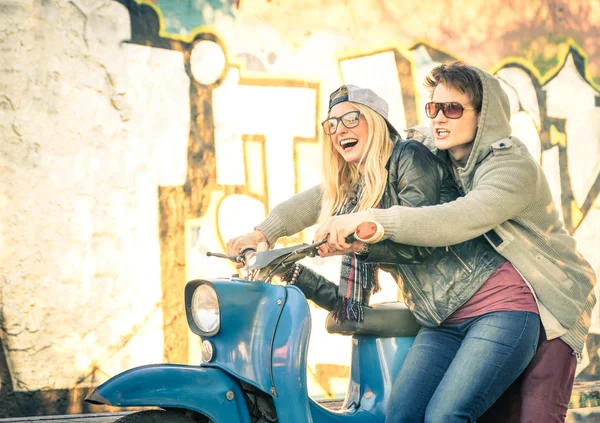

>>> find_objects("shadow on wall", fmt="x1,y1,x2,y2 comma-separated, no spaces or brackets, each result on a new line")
0,310,138,418
0,331,110,418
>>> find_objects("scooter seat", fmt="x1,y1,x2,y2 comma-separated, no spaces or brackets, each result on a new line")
325,302,421,337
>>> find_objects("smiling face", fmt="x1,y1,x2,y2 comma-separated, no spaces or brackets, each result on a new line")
431,83,479,162
328,102,370,168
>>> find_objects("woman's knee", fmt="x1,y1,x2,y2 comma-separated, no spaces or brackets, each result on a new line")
386,398,424,423
424,404,467,423
385,407,420,423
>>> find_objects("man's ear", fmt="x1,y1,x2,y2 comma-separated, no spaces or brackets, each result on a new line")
476,113,481,127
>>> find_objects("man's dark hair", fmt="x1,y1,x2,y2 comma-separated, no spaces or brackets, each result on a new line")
424,61,483,113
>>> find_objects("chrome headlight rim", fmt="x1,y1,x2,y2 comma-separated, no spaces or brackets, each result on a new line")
185,280,220,337
201,339,215,362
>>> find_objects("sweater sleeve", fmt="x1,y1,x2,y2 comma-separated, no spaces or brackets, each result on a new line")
369,154,539,246
255,184,322,245
360,141,446,263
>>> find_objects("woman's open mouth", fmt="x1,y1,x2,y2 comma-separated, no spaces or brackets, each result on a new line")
340,139,359,150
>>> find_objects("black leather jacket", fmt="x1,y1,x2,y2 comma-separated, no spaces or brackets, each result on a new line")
294,140,506,327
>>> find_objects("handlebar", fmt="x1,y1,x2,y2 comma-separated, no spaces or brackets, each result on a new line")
207,231,363,283
206,247,256,266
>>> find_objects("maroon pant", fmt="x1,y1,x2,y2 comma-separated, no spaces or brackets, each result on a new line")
478,328,577,423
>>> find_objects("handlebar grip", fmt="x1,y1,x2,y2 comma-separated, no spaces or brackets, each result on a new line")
355,221,377,241
240,247,256,257
239,247,257,265
344,221,377,244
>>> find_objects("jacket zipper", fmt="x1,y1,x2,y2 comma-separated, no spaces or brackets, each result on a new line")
448,246,472,272
400,269,442,325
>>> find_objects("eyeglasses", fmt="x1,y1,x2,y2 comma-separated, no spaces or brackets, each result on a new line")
425,102,475,119
321,110,361,135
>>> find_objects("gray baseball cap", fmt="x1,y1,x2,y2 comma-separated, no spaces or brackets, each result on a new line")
328,84,401,140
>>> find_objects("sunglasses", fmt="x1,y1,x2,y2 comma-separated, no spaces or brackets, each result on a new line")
321,110,361,135
425,102,475,119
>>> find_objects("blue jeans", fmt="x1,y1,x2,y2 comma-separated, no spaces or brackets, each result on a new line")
386,311,540,423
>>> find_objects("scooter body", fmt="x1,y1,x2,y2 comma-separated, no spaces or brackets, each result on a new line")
86,246,420,422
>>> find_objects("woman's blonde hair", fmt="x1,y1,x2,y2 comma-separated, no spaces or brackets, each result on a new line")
318,102,395,221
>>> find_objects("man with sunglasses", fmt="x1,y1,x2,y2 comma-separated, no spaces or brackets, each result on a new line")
313,61,596,422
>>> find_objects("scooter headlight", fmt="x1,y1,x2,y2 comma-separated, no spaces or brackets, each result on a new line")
191,284,220,335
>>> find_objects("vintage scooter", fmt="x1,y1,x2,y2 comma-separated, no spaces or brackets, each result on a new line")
85,235,421,422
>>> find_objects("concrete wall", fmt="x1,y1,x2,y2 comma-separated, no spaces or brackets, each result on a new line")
0,0,599,417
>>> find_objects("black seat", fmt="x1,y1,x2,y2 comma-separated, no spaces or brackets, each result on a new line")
326,302,421,337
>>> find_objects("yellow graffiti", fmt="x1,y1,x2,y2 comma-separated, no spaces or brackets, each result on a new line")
490,38,600,92
550,124,567,148
571,200,584,229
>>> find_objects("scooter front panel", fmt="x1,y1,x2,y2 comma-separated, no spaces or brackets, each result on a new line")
270,287,400,423
354,336,415,420
308,399,379,423
201,279,286,394
270,285,313,422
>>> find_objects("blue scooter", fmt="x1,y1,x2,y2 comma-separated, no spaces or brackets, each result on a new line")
85,238,421,422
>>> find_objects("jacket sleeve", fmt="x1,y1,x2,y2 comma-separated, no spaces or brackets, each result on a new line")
360,141,450,264
255,185,322,246
368,152,539,246
291,266,339,311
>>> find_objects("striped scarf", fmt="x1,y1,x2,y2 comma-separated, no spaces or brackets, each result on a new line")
332,182,380,323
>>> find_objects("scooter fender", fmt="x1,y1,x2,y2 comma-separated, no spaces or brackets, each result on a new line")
85,363,251,423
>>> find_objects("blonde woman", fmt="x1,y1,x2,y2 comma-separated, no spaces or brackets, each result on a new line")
228,85,538,421
229,84,450,320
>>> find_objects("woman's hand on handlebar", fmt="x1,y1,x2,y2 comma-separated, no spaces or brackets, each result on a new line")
227,230,267,255
316,237,366,258
314,210,371,257
227,230,268,269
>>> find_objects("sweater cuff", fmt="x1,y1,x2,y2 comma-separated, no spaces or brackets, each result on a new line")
368,207,404,241
255,212,287,246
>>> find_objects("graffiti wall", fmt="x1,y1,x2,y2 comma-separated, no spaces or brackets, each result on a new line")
1,0,599,417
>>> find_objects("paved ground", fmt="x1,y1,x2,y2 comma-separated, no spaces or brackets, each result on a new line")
0,400,345,422
2,409,600,422
1,401,599,422
0,413,129,423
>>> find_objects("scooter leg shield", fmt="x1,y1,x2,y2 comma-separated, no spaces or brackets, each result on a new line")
85,364,251,423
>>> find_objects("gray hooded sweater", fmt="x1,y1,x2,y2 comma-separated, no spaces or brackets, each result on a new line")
257,68,596,354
